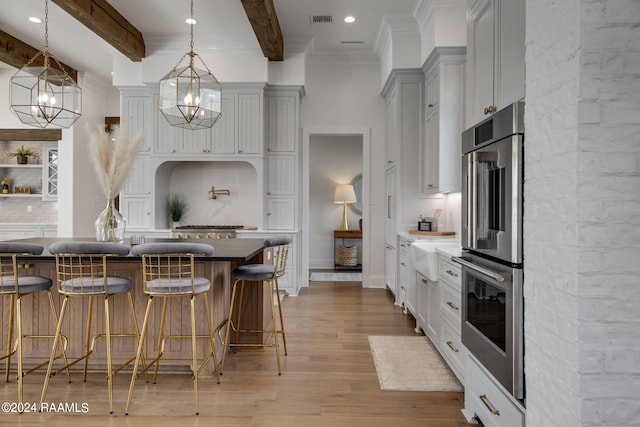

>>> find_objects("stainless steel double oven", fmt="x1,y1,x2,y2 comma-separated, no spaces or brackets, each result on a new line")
454,101,525,401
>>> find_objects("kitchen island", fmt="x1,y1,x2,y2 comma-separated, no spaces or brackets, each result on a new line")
4,237,272,374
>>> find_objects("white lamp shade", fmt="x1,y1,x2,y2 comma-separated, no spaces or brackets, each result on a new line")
334,184,357,204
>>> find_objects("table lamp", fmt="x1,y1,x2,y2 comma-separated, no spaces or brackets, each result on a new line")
334,184,357,231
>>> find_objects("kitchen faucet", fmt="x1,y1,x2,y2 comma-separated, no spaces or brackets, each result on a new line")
209,186,230,199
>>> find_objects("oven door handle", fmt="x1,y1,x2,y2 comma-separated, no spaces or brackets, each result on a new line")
451,256,505,283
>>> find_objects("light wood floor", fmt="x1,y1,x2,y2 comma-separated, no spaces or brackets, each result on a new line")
2,281,473,426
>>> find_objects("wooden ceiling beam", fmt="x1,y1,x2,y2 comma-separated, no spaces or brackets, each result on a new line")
51,0,145,62
241,0,284,61
0,29,78,82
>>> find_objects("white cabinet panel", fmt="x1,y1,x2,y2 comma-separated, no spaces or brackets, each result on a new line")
182,128,212,154
267,155,295,196
122,95,152,152
121,197,151,229
237,93,262,154
211,93,236,154
267,96,296,153
467,0,525,127
122,156,150,195
266,198,295,230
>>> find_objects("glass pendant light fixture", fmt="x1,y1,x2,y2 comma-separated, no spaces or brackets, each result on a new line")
9,0,82,128
159,0,222,130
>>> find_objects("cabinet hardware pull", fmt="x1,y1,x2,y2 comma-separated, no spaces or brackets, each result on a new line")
483,105,497,115
428,103,434,108
479,394,500,416
400,262,406,267
266,213,272,216
421,278,428,284
267,192,272,195
387,195,391,219
446,269,458,278
446,341,459,353
446,301,459,311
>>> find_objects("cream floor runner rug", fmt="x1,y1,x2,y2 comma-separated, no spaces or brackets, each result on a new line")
368,335,463,392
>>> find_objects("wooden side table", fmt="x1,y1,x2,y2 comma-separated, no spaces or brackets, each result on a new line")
334,230,362,271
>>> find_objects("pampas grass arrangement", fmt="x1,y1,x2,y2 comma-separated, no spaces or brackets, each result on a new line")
89,124,144,200
89,124,144,242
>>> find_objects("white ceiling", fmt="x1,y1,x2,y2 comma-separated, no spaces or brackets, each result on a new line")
0,0,417,80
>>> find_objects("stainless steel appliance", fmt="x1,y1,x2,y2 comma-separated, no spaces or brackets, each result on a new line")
171,225,243,239
461,100,524,265
457,100,525,401
453,253,524,399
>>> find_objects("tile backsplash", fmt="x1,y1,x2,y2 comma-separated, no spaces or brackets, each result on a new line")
0,198,57,224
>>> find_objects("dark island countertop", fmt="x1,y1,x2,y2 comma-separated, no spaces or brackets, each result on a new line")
9,237,269,261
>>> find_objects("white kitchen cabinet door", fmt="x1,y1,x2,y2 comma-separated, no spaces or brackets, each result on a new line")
468,0,495,127
211,93,236,154
267,96,297,153
42,144,58,200
153,94,180,154
384,87,398,166
494,0,525,110
182,127,213,154
422,106,440,193
266,198,295,230
237,93,262,155
122,94,152,153
267,155,296,196
120,197,151,229
467,0,525,127
122,156,151,195
384,166,397,246
385,244,397,301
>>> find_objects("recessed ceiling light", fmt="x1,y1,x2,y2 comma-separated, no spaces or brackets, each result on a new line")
28,16,42,24
344,16,356,23
185,17,197,25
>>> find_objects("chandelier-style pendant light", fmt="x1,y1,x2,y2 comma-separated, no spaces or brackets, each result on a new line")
9,0,82,128
159,0,222,130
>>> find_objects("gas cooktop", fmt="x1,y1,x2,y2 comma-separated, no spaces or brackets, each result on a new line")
174,225,243,230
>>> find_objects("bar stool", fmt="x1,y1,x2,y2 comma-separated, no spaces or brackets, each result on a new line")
220,236,291,375
0,243,70,406
40,241,144,414
125,242,220,416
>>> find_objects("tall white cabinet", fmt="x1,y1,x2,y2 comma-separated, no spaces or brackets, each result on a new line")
466,0,525,127
382,70,424,301
421,48,466,195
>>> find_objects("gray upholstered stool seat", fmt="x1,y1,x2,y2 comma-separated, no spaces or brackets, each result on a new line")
41,241,142,414
232,264,277,281
0,274,52,294
126,242,220,416
0,242,69,406
221,235,292,375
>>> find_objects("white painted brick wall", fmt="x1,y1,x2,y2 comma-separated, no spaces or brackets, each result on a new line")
525,0,640,426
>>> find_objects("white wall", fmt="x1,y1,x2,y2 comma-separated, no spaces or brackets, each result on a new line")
524,0,640,426
309,135,363,269
301,54,386,285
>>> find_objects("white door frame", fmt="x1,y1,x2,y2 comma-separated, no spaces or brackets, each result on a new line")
301,127,371,289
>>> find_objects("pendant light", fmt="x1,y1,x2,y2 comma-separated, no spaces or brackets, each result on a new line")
9,0,82,129
159,0,222,130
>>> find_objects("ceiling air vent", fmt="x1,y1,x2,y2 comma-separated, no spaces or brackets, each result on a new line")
311,15,333,24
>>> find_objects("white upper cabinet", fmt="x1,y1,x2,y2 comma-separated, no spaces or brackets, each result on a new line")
267,96,297,153
237,93,263,155
421,48,466,194
122,93,153,152
210,93,237,154
466,0,525,127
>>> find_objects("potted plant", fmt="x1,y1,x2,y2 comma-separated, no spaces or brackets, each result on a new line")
6,145,38,164
167,194,189,227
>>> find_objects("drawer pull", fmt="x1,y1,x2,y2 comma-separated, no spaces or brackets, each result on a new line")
446,269,458,278
446,341,459,353
479,394,500,416
421,278,428,284
446,301,459,311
